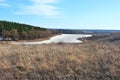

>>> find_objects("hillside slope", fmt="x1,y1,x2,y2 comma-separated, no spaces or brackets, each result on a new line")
79,32,120,44
0,41,120,80
0,20,58,40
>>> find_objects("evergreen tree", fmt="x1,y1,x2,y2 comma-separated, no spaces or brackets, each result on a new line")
0,20,59,40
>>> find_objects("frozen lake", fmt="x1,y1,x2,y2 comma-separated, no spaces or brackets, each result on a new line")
13,34,92,44
0,36,3,40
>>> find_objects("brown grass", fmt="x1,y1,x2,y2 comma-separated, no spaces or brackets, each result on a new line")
0,42,120,80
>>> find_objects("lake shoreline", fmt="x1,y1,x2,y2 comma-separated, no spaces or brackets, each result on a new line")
12,34,92,44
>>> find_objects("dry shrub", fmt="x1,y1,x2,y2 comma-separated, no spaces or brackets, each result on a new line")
0,42,120,80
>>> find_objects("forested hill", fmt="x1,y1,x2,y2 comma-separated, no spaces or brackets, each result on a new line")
0,20,59,40
0,21,46,31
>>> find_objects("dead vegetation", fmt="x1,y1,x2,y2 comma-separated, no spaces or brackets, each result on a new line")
79,32,120,43
0,41,120,80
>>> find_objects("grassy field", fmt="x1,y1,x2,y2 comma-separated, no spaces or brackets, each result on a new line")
0,40,120,80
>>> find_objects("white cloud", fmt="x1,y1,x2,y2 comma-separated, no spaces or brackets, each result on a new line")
0,0,5,2
0,0,10,7
16,0,59,17
0,3,9,6
31,0,56,4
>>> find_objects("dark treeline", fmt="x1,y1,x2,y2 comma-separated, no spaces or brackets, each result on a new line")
54,29,120,34
0,20,59,40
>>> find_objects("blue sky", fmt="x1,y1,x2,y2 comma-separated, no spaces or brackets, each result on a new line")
0,0,120,29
